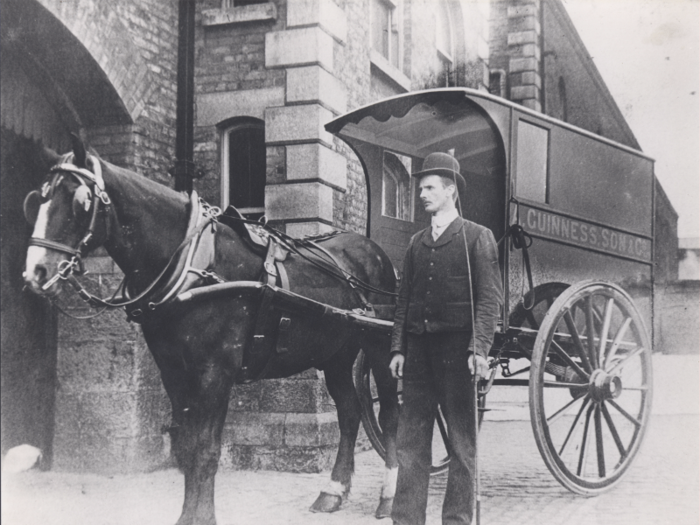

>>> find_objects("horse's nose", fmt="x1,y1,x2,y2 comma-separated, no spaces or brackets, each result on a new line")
24,265,48,289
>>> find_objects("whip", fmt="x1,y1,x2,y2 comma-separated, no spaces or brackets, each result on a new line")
454,174,482,525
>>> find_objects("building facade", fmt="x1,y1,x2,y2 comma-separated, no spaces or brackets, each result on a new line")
0,0,680,473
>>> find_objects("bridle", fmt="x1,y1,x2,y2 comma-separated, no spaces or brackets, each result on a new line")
25,156,110,287
24,154,111,291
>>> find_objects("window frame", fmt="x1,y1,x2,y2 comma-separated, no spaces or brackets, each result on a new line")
371,0,402,70
381,150,414,222
219,117,266,215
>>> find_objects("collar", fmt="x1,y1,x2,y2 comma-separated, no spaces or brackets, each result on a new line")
431,208,459,229
422,216,465,248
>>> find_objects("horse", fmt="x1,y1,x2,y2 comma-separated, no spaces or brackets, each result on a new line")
22,136,400,525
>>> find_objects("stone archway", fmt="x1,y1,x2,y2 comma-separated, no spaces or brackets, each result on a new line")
0,0,143,466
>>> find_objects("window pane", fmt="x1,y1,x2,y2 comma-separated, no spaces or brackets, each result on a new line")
516,121,548,203
382,151,412,221
228,125,266,209
372,0,389,58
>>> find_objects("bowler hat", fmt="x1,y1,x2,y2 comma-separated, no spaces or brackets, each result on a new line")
412,152,466,203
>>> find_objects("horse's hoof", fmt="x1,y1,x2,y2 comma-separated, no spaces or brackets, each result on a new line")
309,492,343,513
375,497,394,519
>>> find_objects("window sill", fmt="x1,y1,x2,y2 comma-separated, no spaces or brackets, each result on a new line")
202,3,277,27
370,49,411,92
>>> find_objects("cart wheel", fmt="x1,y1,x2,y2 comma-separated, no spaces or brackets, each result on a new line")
529,281,653,494
354,350,485,475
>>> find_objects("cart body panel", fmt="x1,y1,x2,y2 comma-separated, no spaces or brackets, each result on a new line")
326,88,655,339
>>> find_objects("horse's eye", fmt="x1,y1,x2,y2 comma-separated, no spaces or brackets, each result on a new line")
23,191,42,225
72,185,92,217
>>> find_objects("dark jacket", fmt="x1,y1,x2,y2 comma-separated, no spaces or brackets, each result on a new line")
390,217,503,359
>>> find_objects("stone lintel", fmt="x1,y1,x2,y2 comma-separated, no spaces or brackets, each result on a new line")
202,3,277,26
197,88,284,126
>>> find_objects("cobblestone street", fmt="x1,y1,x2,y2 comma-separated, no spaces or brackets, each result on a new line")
2,357,698,525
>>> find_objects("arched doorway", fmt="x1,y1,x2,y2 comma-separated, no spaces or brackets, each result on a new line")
0,0,134,465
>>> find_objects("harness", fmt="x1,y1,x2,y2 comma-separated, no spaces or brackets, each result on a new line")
27,158,387,328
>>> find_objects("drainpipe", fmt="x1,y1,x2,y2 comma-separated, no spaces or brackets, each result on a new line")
171,0,197,194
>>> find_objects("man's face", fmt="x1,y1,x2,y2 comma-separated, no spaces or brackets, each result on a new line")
419,175,455,214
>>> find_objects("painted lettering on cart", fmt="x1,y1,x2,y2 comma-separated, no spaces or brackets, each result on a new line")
520,206,652,262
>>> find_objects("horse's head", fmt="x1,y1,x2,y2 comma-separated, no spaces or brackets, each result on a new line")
23,137,111,297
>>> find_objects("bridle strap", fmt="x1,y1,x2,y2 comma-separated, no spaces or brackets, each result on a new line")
28,237,82,257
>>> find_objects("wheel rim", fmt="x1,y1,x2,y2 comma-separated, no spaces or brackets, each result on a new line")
529,281,653,494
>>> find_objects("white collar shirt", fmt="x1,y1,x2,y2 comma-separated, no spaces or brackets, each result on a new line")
431,209,459,241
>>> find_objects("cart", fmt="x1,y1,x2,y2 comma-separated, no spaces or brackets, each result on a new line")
324,88,655,495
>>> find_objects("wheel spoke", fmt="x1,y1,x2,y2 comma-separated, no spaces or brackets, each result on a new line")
548,393,588,425
598,298,615,369
558,396,590,456
563,310,593,373
594,405,606,478
577,404,595,476
604,317,632,369
543,380,587,389
551,340,590,381
608,346,645,376
585,296,598,368
608,399,642,428
601,402,627,459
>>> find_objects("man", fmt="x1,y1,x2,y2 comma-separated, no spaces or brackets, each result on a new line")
389,152,503,525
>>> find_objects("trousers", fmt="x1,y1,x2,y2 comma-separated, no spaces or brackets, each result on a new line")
391,331,477,525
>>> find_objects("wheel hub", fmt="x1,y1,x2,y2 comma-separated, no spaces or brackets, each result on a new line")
589,369,622,402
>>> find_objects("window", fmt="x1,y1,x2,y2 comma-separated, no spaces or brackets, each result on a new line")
515,121,549,203
371,0,401,69
382,151,412,221
220,118,266,218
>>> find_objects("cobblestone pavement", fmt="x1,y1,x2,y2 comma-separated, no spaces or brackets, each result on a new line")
2,413,698,525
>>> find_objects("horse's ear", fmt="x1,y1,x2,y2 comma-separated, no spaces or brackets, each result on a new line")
70,132,88,168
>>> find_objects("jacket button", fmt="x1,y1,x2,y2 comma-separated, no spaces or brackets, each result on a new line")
427,290,431,294
430,262,434,266
429,276,433,280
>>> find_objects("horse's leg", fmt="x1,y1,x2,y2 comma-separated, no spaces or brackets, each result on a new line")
309,347,362,513
365,342,400,519
173,360,232,525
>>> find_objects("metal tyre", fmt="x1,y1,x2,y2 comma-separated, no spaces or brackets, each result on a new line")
529,280,653,494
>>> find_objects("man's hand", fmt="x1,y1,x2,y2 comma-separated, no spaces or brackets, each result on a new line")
468,354,489,381
389,353,404,379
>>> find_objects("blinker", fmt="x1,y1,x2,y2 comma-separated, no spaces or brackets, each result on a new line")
23,191,43,226
72,185,93,216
